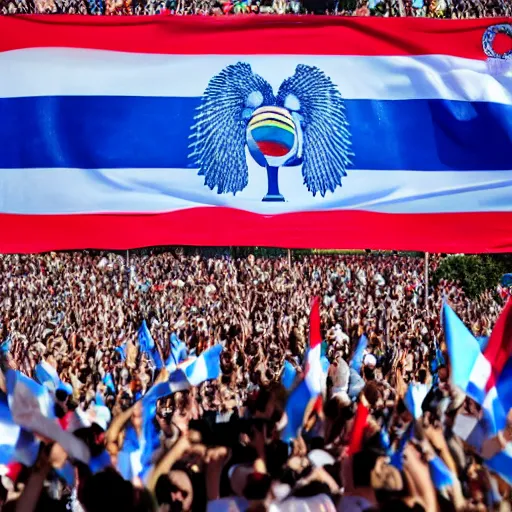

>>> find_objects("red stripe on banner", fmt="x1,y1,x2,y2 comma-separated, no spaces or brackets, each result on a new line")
0,15,510,59
1,209,512,254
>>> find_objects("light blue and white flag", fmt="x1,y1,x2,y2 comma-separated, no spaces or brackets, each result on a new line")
6,370,90,464
0,337,11,357
390,423,414,471
349,335,368,374
429,455,455,492
0,393,22,465
282,361,297,391
404,382,430,420
114,342,127,362
0,393,40,466
165,332,188,372
136,344,223,481
169,344,222,391
138,320,163,370
35,360,73,395
103,373,116,394
7,369,54,419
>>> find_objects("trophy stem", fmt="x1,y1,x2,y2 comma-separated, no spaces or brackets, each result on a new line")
262,166,285,202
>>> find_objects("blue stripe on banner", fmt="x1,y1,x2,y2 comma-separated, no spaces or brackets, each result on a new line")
0,97,511,171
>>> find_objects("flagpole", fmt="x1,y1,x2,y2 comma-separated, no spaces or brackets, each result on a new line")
425,252,429,313
288,248,292,268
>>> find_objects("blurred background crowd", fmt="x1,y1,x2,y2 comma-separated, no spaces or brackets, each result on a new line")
0,250,511,511
0,0,510,17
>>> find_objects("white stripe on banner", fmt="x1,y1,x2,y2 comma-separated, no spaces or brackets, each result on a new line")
1,49,511,104
1,168,511,215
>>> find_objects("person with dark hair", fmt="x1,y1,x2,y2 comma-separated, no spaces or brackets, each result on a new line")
155,467,195,512
79,469,142,512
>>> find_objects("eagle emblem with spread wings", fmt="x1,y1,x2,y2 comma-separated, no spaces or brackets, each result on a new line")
189,63,353,202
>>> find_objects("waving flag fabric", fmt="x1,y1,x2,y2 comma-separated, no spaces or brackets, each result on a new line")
429,455,455,492
443,303,490,404
0,394,24,465
443,302,506,431
282,297,323,441
443,302,512,484
0,16,511,253
147,344,223,400
349,335,368,374
348,400,370,455
0,394,39,468
35,360,73,395
171,344,222,389
482,298,512,415
282,360,298,390
138,320,163,370
390,423,414,471
6,370,91,464
404,382,430,420
165,333,188,372
135,346,220,480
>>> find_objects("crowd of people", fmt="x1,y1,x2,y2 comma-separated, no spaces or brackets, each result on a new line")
0,0,510,16
0,250,510,511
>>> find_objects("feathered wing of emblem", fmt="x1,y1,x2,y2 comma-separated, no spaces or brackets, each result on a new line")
276,65,353,197
189,63,275,195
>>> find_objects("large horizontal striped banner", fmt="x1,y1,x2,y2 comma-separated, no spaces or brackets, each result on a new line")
0,16,511,253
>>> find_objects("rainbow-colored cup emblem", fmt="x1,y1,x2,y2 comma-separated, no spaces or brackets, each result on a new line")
246,106,298,168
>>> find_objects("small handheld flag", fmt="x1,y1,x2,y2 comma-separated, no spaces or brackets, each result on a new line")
0,394,22,465
429,455,455,492
390,423,414,471
35,360,73,396
281,361,297,391
103,373,116,394
165,332,188,372
444,301,512,484
6,370,90,465
404,383,429,420
138,320,163,370
350,335,368,374
348,399,369,456
483,298,512,414
114,343,127,362
282,298,324,442
442,302,492,407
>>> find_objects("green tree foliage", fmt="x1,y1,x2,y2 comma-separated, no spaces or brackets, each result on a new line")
433,255,506,299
